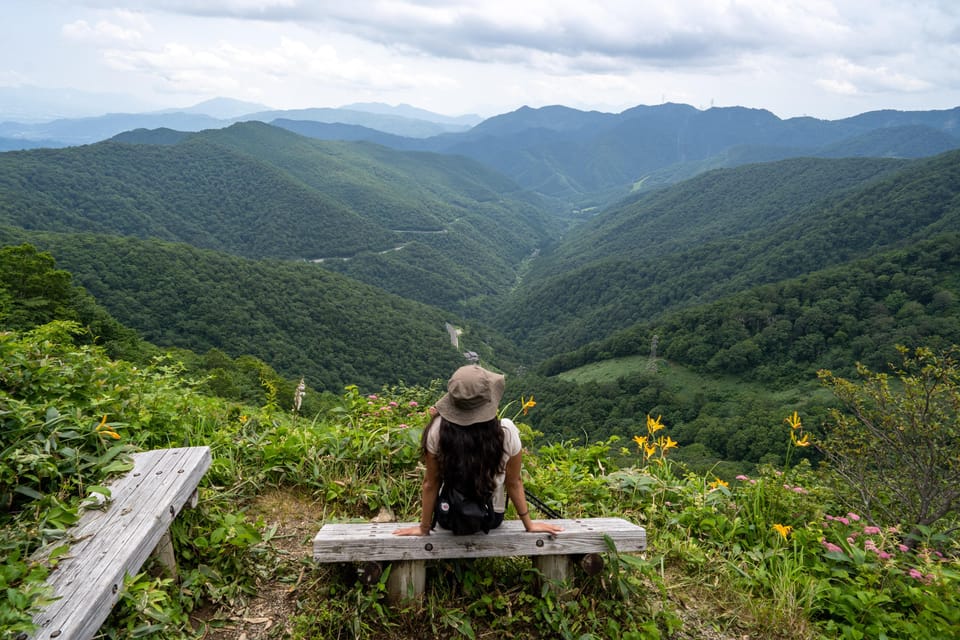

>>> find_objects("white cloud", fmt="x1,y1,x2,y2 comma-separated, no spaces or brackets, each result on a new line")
817,55,934,97
63,18,144,44
6,0,959,119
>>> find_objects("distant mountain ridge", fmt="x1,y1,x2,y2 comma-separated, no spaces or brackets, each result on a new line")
269,102,960,206
4,94,958,208
0,99,477,147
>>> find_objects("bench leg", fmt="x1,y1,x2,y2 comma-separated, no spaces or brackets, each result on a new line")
386,560,425,604
534,554,571,586
150,530,178,580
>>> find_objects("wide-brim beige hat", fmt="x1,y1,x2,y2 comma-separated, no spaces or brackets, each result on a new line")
434,365,505,425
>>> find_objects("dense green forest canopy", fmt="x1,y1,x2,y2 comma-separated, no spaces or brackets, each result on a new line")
2,123,959,473
0,122,558,313
517,233,960,468
0,230,476,392
500,150,960,358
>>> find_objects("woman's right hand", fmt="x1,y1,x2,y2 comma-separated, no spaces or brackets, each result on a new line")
392,525,431,536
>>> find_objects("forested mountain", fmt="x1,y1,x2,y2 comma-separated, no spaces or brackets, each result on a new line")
0,122,556,311
280,103,960,206
540,233,960,383
0,228,477,391
7,98,958,207
498,150,960,358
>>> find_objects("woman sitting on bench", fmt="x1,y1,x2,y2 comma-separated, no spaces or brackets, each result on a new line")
393,364,563,537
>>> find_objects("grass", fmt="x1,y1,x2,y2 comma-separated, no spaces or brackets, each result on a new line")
558,355,831,406
3,324,959,639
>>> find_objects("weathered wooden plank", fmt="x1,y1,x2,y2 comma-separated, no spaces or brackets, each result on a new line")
312,518,646,563
30,446,211,640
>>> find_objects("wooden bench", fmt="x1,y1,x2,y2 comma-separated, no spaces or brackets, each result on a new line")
313,517,646,603
29,446,212,640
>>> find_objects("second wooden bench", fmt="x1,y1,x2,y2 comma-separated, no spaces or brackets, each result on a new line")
29,446,211,640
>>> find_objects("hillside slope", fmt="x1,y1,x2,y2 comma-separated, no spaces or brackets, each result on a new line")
500,150,960,357
0,227,480,390
0,122,557,311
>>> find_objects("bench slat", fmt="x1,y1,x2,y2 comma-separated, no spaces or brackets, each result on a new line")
313,517,646,563
31,446,211,640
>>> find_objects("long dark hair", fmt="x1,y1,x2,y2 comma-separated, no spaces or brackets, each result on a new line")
423,417,505,499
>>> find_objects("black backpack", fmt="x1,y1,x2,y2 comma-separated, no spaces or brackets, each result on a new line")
433,483,496,535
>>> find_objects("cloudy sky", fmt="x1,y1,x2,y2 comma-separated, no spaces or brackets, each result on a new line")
3,0,960,121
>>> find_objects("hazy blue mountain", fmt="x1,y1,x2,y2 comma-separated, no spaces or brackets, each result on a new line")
340,102,483,127
428,105,960,204
0,136,66,151
272,102,960,206
270,118,419,148
0,99,472,147
160,97,271,119
0,84,157,121
0,112,226,145
235,107,471,137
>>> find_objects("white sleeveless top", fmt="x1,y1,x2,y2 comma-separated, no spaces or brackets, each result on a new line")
424,416,522,512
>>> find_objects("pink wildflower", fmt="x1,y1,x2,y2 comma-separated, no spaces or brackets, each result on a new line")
792,486,809,494
735,475,750,481
368,394,378,400
389,401,399,407
822,541,843,553
398,423,410,429
878,551,892,560
847,537,856,544
908,568,924,580
837,517,850,526
898,544,910,553
863,526,882,535
847,512,861,522
408,401,419,407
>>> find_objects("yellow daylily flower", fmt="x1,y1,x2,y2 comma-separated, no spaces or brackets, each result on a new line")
772,523,793,539
522,395,537,416
785,411,802,430
658,435,678,452
633,435,648,448
95,415,121,440
646,414,665,434
793,433,811,447
644,443,657,458
708,477,729,490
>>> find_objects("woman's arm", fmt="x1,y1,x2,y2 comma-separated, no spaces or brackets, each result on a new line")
504,451,564,534
392,451,441,536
